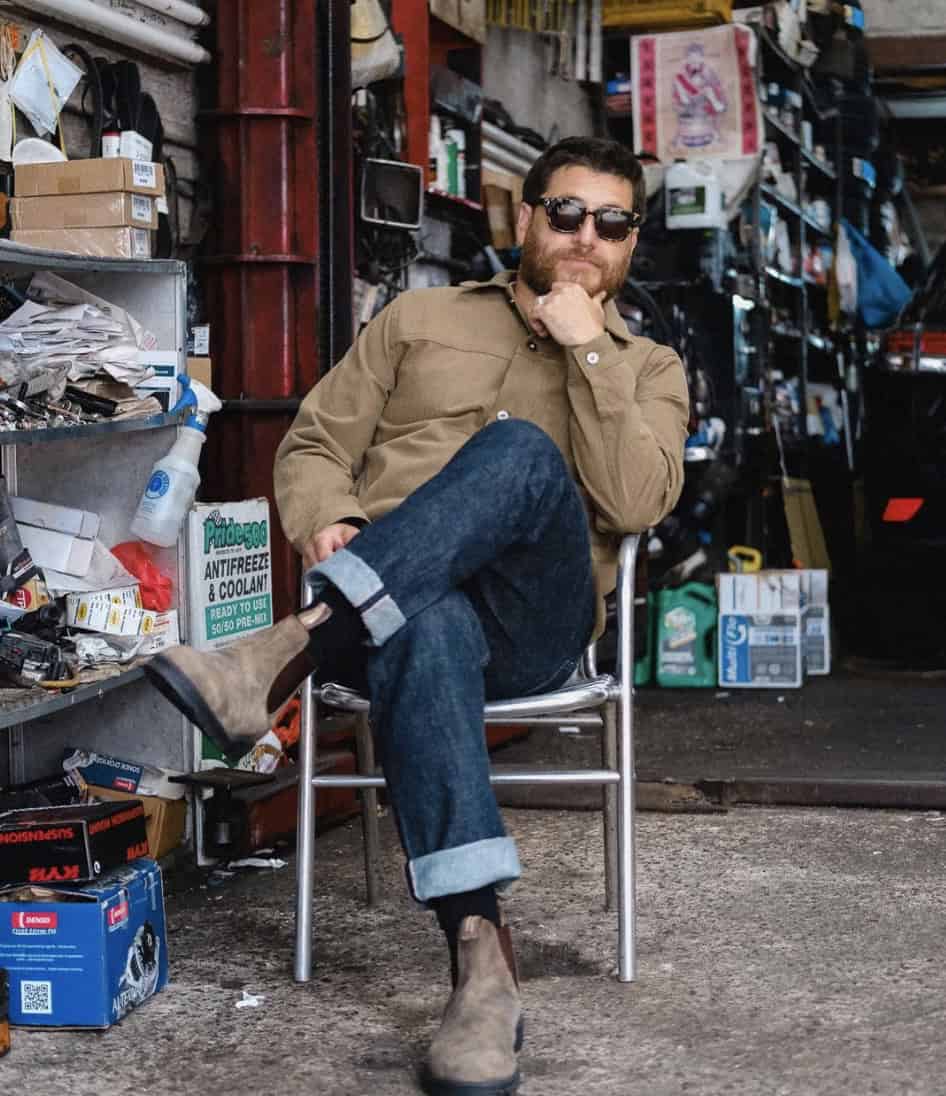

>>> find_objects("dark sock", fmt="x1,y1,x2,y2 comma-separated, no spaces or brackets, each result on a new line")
304,584,365,662
431,885,501,987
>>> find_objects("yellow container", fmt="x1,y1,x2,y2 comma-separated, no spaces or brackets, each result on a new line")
602,0,732,29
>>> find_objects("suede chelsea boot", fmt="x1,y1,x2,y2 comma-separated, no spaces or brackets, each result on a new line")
144,604,329,760
422,916,523,1096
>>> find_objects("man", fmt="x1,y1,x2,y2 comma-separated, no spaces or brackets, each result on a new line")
145,136,688,1096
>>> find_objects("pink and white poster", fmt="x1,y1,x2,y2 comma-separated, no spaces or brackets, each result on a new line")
632,24,762,163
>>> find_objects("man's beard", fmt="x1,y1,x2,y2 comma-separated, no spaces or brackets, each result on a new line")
518,232,632,301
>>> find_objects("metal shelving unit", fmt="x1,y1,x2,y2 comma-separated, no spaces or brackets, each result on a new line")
0,242,191,786
757,27,845,448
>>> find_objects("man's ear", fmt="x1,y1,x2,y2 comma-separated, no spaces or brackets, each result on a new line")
515,201,533,247
626,226,640,259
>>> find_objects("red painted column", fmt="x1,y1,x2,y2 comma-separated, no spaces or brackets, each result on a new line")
200,0,320,619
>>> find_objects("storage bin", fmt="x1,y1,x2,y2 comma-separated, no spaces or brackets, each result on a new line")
602,0,731,29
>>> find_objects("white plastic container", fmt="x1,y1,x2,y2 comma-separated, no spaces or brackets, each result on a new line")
665,160,725,230
130,375,221,547
130,426,204,547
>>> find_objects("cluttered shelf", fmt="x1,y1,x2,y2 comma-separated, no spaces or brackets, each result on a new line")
0,240,185,279
0,411,181,446
760,184,834,241
0,665,145,731
762,111,837,182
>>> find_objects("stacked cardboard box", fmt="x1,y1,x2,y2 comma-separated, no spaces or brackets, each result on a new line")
11,159,166,259
716,569,830,688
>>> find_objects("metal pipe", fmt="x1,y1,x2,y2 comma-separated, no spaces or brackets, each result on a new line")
482,120,541,164
589,0,602,84
575,0,588,82
132,0,211,27
293,576,318,983
314,770,622,787
482,144,536,177
21,0,211,65
616,533,639,983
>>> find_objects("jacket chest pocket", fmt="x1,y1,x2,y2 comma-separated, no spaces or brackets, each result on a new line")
384,341,502,427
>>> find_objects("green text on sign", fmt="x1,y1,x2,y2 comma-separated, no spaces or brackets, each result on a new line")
205,595,273,640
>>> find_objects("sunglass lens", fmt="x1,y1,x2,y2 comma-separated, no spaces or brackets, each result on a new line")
548,199,584,232
595,209,632,241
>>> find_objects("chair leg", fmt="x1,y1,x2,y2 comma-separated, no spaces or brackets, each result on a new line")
294,674,318,982
354,712,382,906
602,703,618,912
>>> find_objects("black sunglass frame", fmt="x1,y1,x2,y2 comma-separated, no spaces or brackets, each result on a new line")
535,196,642,241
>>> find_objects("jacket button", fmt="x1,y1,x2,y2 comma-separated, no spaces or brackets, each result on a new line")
497,410,510,420
586,351,600,365
527,340,537,351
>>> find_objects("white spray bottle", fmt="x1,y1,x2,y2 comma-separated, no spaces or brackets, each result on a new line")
130,374,222,547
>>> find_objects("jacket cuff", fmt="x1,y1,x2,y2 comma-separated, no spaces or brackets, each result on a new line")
566,331,623,371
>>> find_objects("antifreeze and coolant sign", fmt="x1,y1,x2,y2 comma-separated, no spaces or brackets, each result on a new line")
186,499,273,652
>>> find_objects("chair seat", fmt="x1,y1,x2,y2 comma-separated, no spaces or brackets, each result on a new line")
318,674,616,721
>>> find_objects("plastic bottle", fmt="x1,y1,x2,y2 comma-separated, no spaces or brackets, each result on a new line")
130,374,222,547
655,582,718,688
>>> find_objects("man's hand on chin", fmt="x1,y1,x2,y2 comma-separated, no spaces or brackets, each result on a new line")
528,281,606,347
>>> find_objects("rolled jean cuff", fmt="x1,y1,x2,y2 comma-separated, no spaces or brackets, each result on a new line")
307,548,406,647
408,836,522,903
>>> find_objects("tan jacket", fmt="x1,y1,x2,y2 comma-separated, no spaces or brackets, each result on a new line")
274,272,689,634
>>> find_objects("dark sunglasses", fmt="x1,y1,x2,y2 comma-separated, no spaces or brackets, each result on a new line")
535,196,642,241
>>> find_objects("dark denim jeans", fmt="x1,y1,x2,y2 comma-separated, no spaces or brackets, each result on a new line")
308,419,595,902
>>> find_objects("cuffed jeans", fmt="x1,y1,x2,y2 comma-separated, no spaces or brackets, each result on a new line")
306,419,595,903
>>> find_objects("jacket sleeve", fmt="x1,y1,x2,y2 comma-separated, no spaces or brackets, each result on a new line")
273,300,403,553
565,332,689,533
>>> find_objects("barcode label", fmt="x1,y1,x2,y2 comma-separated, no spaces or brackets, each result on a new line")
21,979,52,1014
132,161,156,189
131,195,153,223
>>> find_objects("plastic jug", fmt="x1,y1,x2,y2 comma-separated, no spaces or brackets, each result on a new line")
655,582,717,687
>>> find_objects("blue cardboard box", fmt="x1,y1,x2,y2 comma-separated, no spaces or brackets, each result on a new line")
0,858,168,1027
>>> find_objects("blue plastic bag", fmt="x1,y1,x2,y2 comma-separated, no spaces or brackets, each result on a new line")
841,218,911,329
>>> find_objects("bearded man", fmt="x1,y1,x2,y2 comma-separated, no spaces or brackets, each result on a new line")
145,136,689,1096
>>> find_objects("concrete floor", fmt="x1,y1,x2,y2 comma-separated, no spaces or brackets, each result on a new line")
8,801,946,1095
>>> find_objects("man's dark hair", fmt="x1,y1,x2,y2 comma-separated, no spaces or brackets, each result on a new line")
522,137,645,223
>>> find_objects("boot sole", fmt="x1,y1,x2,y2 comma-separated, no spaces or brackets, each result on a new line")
144,653,248,762
420,1068,520,1096
420,1018,524,1096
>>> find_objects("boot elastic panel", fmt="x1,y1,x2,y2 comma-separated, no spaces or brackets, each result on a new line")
144,654,247,762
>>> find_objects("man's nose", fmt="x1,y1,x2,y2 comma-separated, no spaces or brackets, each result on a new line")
576,213,598,246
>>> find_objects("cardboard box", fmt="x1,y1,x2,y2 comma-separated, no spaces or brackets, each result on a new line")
65,589,155,636
15,158,165,198
16,523,94,577
10,496,100,541
799,569,830,675
0,801,149,885
187,356,213,389
186,499,273,652
0,859,168,1027
135,350,181,411
11,191,157,231
717,572,803,688
87,786,186,860
11,227,153,260
62,748,187,800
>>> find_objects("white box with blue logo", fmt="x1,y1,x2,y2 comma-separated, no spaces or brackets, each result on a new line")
717,573,803,688
0,858,168,1027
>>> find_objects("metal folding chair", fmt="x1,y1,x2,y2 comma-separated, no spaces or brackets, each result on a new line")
294,534,641,984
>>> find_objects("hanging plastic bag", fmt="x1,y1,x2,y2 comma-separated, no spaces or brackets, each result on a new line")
110,541,173,611
10,29,81,140
834,220,857,317
841,218,911,329
351,0,401,89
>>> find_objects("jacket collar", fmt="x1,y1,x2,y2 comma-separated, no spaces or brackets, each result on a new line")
460,270,632,343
